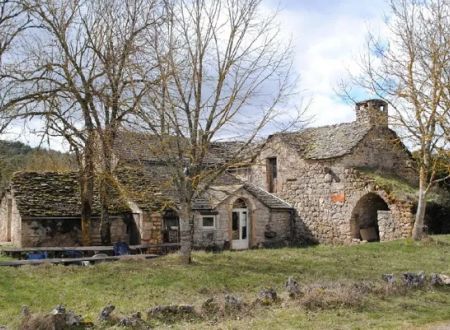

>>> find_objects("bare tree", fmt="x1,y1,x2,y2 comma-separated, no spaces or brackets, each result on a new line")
0,0,31,132
138,0,299,263
339,0,450,240
1,0,161,245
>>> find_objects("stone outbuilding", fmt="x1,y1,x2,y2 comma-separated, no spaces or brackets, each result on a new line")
237,99,417,244
0,172,133,247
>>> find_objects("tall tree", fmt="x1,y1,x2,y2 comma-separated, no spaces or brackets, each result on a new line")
138,0,299,263
339,0,450,240
0,0,161,244
0,0,31,132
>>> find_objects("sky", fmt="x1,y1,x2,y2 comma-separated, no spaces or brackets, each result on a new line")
3,0,390,151
263,0,389,126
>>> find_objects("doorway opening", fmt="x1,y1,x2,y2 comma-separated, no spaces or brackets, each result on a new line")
350,193,389,242
231,198,249,249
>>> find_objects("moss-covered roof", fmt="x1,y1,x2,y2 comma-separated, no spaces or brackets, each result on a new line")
358,168,449,204
11,172,130,218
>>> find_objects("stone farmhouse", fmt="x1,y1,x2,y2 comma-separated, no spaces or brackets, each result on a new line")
0,99,418,248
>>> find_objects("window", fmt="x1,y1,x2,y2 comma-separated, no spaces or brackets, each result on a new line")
266,157,277,193
202,215,215,229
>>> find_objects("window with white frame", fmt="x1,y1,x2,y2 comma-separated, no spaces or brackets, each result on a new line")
201,215,215,229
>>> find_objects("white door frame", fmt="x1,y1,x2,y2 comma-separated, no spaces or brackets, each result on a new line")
231,208,249,250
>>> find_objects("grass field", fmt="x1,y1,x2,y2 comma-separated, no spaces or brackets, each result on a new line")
1,236,450,329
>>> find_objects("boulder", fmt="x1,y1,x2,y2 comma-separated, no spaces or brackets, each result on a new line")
147,305,196,323
224,294,242,313
99,304,116,321
431,273,450,286
285,276,301,298
20,305,84,329
118,312,150,328
201,298,220,316
402,272,426,287
382,274,396,284
257,288,278,305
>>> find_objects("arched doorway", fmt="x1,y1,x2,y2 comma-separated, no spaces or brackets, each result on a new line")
231,198,249,249
350,193,389,242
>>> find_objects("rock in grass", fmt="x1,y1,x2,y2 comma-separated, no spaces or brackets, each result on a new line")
257,288,278,305
21,306,30,318
382,274,396,284
285,276,301,298
431,273,450,286
224,294,242,313
147,305,196,323
402,272,426,287
118,312,150,328
50,305,65,315
99,304,116,321
50,305,83,326
201,298,220,316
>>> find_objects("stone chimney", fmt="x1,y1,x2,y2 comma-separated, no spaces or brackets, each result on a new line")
355,99,388,127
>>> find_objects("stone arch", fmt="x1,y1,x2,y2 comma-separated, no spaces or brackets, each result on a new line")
232,198,247,209
350,192,389,242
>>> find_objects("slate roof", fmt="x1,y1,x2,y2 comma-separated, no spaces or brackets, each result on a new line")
243,183,292,209
115,164,291,211
272,122,373,160
114,131,225,165
11,172,130,218
115,164,177,212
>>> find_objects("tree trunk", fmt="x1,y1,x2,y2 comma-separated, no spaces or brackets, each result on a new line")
80,171,93,246
99,175,112,245
99,131,114,245
412,166,427,240
179,203,194,264
80,132,95,246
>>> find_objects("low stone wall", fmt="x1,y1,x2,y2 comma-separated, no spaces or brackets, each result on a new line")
378,210,395,241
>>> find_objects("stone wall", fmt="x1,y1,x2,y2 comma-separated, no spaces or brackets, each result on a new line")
138,212,162,245
89,217,130,246
20,216,130,247
22,218,82,247
0,192,21,245
378,210,395,241
339,127,417,184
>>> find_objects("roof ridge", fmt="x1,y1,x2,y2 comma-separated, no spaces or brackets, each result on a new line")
273,121,360,137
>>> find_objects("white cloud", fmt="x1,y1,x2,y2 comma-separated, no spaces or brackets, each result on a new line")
265,0,388,127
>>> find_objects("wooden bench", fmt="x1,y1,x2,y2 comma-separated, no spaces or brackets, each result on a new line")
0,243,180,254
0,243,181,258
0,253,159,267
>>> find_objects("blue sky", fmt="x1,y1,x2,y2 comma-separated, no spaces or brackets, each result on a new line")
264,0,389,126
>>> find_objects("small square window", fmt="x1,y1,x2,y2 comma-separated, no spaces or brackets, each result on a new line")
202,216,215,228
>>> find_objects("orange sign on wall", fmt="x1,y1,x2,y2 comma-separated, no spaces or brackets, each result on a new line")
331,192,345,203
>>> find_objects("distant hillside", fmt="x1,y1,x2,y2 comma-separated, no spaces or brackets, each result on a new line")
0,140,76,192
